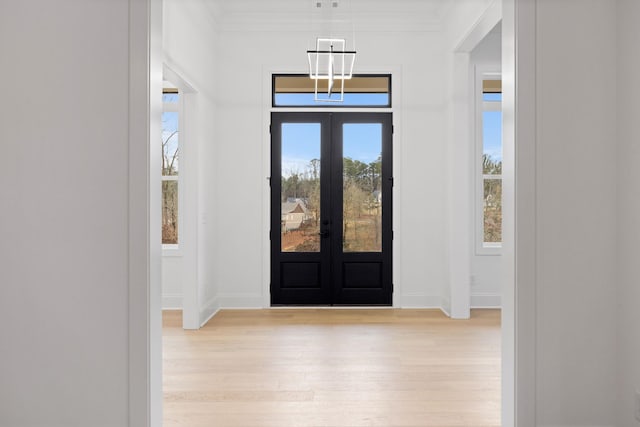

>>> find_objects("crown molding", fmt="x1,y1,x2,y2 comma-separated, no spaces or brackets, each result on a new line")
205,0,449,33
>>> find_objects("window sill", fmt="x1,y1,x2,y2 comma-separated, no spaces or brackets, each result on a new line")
162,245,183,257
476,244,502,256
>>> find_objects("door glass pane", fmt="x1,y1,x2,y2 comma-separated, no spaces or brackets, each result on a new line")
281,123,321,252
343,123,382,252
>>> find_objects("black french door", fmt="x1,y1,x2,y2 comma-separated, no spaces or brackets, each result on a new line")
270,112,393,305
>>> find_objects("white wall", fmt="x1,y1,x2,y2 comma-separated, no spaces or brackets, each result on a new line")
442,0,501,317
159,1,503,312
534,0,618,425
470,27,501,65
161,255,183,308
163,0,220,326
212,28,448,308
470,29,502,308
444,0,498,50
0,0,158,425
160,1,504,315
616,0,640,425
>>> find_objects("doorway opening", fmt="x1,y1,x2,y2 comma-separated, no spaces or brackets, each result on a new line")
270,112,393,305
153,0,528,425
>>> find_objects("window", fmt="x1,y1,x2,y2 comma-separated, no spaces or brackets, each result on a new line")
273,74,391,107
162,90,180,246
477,74,502,253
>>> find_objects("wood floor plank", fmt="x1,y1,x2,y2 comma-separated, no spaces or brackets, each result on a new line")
163,309,501,427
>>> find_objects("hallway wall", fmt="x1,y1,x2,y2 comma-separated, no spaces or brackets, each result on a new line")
534,0,618,425
616,0,640,425
0,0,157,424
470,29,503,308
162,0,220,326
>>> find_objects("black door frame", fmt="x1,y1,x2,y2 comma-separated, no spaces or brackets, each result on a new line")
270,112,393,306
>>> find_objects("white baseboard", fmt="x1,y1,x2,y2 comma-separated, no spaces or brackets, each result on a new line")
471,293,501,308
218,293,264,309
440,295,451,316
400,293,445,308
199,292,497,318
398,294,453,317
439,305,451,317
162,293,182,310
199,296,220,327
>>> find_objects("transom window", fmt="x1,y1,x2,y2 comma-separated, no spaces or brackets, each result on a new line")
273,74,391,107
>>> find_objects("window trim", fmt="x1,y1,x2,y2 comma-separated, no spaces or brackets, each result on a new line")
475,67,502,256
272,73,392,108
162,90,183,255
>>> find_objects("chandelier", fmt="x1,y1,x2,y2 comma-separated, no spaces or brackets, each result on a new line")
306,1,356,102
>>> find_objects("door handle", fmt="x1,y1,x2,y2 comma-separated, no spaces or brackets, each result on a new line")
318,230,331,238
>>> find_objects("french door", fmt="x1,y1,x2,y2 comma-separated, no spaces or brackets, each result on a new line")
270,112,393,305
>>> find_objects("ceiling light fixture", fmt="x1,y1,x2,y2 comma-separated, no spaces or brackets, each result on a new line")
306,0,356,102
307,38,356,102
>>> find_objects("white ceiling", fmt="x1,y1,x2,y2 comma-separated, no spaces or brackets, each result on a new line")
204,0,452,32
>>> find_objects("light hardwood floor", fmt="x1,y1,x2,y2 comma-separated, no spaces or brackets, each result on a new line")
163,309,501,427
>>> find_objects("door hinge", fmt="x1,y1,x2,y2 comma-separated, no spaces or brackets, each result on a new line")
389,177,394,187
269,230,272,240
269,124,272,134
392,125,394,134
267,176,271,187
392,230,394,240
